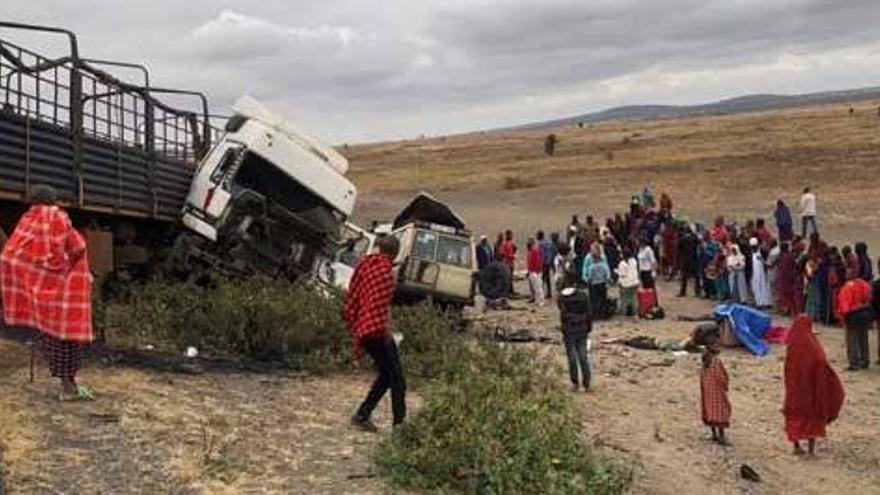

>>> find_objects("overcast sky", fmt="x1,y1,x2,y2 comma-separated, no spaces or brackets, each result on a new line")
4,0,880,142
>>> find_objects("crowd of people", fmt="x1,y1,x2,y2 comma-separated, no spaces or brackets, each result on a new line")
476,186,873,454
477,186,880,373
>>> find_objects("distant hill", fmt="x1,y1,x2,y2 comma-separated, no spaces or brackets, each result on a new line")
517,87,880,130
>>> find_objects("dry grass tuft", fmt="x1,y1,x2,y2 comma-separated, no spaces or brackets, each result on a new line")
501,175,537,191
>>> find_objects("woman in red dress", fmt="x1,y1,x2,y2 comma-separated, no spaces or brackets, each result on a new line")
783,315,845,455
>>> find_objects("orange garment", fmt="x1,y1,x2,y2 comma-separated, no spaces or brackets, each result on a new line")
837,278,871,320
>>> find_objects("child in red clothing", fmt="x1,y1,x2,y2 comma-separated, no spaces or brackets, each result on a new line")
700,334,731,445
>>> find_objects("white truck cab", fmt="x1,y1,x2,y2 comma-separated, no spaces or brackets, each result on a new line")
173,96,357,281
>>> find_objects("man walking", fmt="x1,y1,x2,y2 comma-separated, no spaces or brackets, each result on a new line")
800,187,818,238
837,267,872,371
346,235,405,431
557,283,592,391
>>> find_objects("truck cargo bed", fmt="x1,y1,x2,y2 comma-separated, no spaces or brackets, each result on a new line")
0,21,213,221
0,109,193,220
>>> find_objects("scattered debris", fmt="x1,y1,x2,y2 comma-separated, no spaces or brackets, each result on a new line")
89,413,121,424
490,327,558,345
346,473,377,480
740,464,761,483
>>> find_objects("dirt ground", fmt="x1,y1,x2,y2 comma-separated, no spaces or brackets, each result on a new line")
0,341,403,494
1,278,877,494
475,279,880,494
2,102,880,493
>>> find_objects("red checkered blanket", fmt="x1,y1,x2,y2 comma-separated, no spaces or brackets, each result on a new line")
1,205,93,342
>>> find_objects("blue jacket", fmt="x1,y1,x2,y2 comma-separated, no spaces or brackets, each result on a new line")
476,244,493,270
583,255,610,286
539,239,556,267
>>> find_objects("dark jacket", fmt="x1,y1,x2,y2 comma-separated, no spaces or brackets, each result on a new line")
479,261,511,300
558,289,592,342
677,230,700,272
476,243,493,270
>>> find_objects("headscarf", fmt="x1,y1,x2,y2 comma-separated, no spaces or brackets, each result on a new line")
783,316,845,424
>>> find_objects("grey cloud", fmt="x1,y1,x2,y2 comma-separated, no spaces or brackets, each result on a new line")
3,0,880,141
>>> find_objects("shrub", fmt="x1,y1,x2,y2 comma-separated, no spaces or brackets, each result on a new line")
99,279,465,376
392,304,467,382
376,344,632,494
101,278,349,372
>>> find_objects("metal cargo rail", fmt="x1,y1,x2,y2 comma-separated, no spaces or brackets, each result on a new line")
0,21,218,220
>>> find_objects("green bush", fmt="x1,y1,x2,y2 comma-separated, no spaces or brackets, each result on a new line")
101,278,349,372
392,304,467,382
99,279,465,375
376,344,632,494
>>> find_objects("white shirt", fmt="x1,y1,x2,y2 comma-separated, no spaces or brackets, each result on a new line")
617,258,640,288
800,192,816,217
727,252,746,271
637,246,657,273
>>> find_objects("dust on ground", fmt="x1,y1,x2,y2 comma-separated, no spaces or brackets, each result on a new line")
0,341,403,494
474,278,880,495
0,278,878,493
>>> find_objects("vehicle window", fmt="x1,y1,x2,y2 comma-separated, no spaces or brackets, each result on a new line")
412,230,438,261
337,236,371,267
209,147,242,185
437,236,471,267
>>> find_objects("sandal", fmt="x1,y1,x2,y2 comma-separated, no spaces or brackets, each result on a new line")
59,385,95,402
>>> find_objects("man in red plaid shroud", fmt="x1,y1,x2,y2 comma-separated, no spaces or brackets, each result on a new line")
2,185,94,401
345,235,404,431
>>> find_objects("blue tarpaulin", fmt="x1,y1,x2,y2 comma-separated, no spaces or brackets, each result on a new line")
713,303,772,356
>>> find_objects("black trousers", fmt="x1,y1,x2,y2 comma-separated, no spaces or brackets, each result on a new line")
541,264,554,299
844,309,872,369
590,283,607,319
357,334,407,424
679,268,702,296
